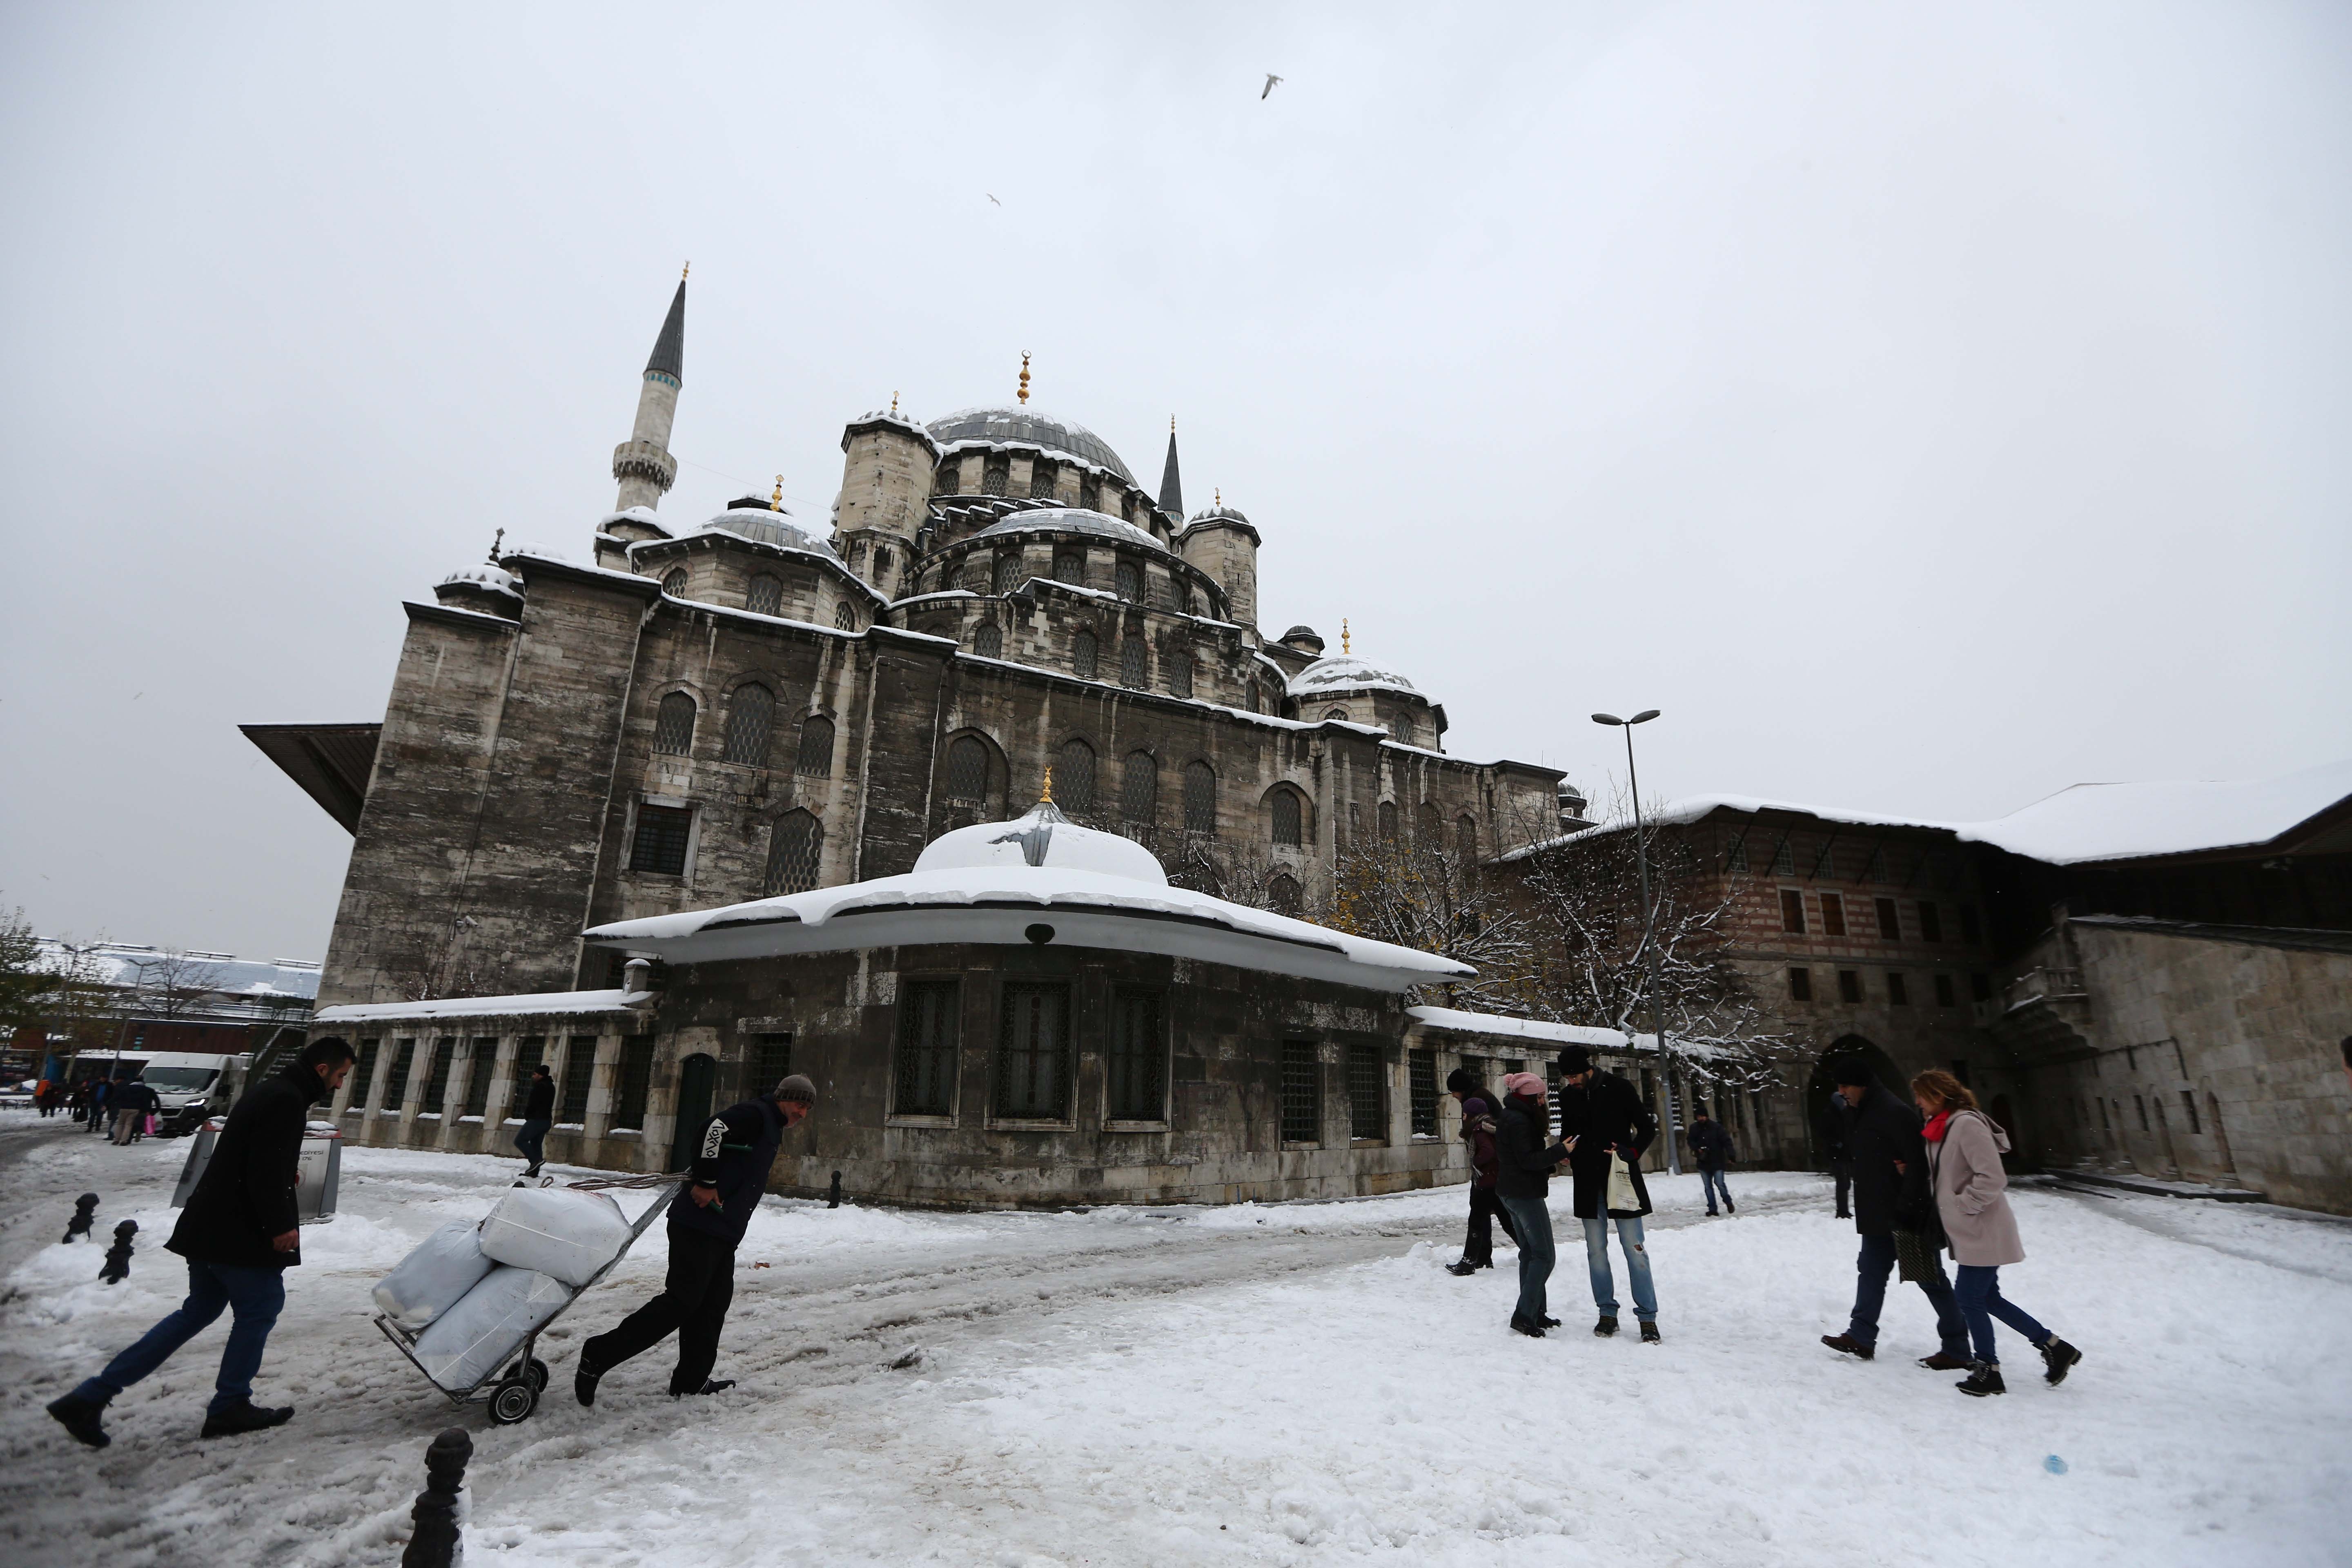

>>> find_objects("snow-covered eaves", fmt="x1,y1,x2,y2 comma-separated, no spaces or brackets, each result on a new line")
1406,1007,1648,1052
315,989,639,1025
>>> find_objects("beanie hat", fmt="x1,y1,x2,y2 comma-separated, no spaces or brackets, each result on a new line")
1555,1045,1594,1077
1502,1071,1548,1101
1444,1066,1479,1095
1831,1057,1874,1088
774,1073,817,1105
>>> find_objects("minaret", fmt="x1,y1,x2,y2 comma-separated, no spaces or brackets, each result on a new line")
612,269,687,512
1157,416,1183,517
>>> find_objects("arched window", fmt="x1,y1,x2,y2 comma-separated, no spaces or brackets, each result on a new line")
1456,815,1478,864
1183,760,1216,836
982,457,1009,496
1324,706,1350,723
944,735,990,802
1072,628,1098,680
1392,713,1417,747
1120,636,1148,690
833,602,858,630
1418,802,1442,842
1271,789,1303,848
661,567,688,597
721,683,775,766
851,539,867,566
1268,873,1303,915
1168,650,1194,699
935,459,961,494
1058,738,1097,817
873,546,891,580
1174,580,1194,616
1377,801,1398,841
1244,680,1260,714
1115,561,1142,601
1028,459,1058,499
1054,551,1085,584
795,714,835,777
1079,477,1100,512
1120,751,1158,826
972,620,1003,659
746,574,784,617
763,810,824,896
992,553,1020,595
653,692,697,755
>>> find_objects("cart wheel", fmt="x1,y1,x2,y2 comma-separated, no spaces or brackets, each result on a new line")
487,1376,538,1425
525,1357,550,1392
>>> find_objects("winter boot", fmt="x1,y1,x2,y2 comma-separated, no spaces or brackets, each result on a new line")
1955,1362,2006,1398
1820,1334,1874,1361
1593,1314,1619,1338
575,1358,604,1408
200,1400,293,1439
1917,1350,1973,1371
672,1378,736,1396
46,1394,109,1450
1639,1320,1662,1343
2040,1338,2082,1386
1508,1316,1546,1339
1540,1316,1561,1329
1446,1260,1481,1277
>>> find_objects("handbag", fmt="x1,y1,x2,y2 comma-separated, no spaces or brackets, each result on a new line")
1606,1153,1639,1214
1893,1227,1937,1284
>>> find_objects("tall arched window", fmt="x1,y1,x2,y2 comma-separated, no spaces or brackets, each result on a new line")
982,457,1009,496
1072,628,1098,680
1028,459,1057,498
1120,751,1158,827
763,810,824,895
944,735,990,802
972,620,1003,659
873,546,891,580
661,567,688,597
1054,551,1085,584
1268,873,1303,915
746,574,784,617
1377,801,1399,841
795,714,835,776
833,601,858,630
992,553,1020,595
1324,706,1350,723
1168,650,1194,699
1078,477,1100,512
1058,738,1097,817
653,692,697,755
1114,561,1142,601
1271,789,1303,848
1418,802,1442,842
1120,636,1148,690
1392,713,1417,747
721,683,775,766
1456,815,1479,864
1244,680,1261,714
1174,580,1194,616
1183,761,1217,836
935,459,962,494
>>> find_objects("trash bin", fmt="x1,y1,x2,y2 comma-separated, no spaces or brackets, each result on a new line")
172,1118,342,1223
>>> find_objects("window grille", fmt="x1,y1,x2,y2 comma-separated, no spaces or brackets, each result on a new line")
1888,972,1909,1006
1058,739,1097,817
972,620,1002,658
1271,790,1302,847
1028,459,1057,499
653,692,697,755
1863,842,1887,883
746,574,784,617
1917,901,1944,942
1183,761,1216,835
996,983,1071,1119
384,1038,416,1109
510,1038,543,1114
1120,751,1158,826
1280,1041,1320,1143
1820,892,1846,936
935,459,961,494
462,1038,495,1117
1811,838,1841,880
834,601,857,630
346,1039,379,1112
1456,816,1477,864
1072,629,1098,679
794,715,835,776
993,553,1020,595
1780,889,1807,933
1875,897,1900,939
1933,973,1956,1007
1788,968,1813,1002
1107,988,1165,1121
1771,835,1795,875
630,804,693,874
1054,552,1085,584
1325,706,1350,723
1079,477,1100,512
944,736,990,802
1169,651,1194,699
1268,873,1303,914
1120,636,1147,689
1393,713,1416,746
1378,801,1398,841
1837,970,1862,1003
661,567,687,597
894,980,959,1116
613,1035,655,1130
1115,561,1142,601
422,1037,454,1111
559,1036,596,1123
764,810,824,895
722,684,775,766
1726,829,1749,873
752,1033,792,1094
982,457,1009,496
1348,1044,1385,1140
1408,1049,1438,1136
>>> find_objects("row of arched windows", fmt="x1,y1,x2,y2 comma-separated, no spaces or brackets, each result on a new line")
651,689,835,776
658,565,863,632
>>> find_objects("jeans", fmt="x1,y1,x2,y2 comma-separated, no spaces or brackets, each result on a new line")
1699,1169,1733,1212
582,1227,739,1393
1953,1265,2051,1365
1461,1184,1520,1266
72,1258,287,1415
1495,1195,1555,1325
514,1119,550,1170
1581,1214,1658,1321
1848,1233,1969,1355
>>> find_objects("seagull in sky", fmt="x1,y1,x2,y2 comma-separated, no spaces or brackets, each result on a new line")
987,193,1001,206
1262,73,1283,99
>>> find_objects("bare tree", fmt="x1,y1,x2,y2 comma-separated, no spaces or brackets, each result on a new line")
131,949,229,1020
0,914,120,1064
1317,826,1535,1007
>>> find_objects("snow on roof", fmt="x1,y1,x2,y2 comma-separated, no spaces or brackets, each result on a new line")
1287,654,1421,700
315,989,638,1025
927,406,1135,483
438,564,519,597
38,942,322,1002
1404,1006,1723,1060
585,801,1471,992
969,508,1170,556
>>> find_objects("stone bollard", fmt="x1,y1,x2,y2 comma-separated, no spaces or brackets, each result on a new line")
401,1427,473,1568
64,1193,99,1244
99,1220,137,1284
828,1170,842,1209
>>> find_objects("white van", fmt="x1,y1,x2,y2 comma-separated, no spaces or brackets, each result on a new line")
71,1051,252,1134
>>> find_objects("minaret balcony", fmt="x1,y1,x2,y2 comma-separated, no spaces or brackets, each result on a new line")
612,439,677,492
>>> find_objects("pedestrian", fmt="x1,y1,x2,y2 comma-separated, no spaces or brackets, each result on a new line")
1555,1046,1663,1341
86,1074,111,1135
1445,1067,1520,1276
68,1078,91,1124
1913,1069,2083,1396
514,1062,555,1179
45,1037,356,1449
1818,1056,1972,1369
574,1074,819,1404
1820,1091,1854,1218
1490,1071,1570,1338
1688,1108,1735,1216
111,1074,160,1145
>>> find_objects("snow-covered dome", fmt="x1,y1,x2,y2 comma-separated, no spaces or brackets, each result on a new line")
439,563,519,597
927,407,1134,483
969,508,1170,555
914,800,1169,885
698,506,841,561
1287,655,1420,699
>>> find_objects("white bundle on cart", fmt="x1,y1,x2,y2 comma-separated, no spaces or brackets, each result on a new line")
476,1186,635,1287
372,1220,497,1331
412,1267,571,1390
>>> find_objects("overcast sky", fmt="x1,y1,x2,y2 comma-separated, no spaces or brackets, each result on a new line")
3,1,2347,960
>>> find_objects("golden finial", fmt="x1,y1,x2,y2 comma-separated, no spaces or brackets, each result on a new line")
682,261,690,279
890,390,899,417
1214,488,1222,507
771,475,784,510
1041,764,1054,804
1017,352,1031,405
1171,414,1177,432
1342,618,1351,654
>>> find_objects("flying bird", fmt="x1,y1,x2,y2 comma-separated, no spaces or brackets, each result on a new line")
987,193,1002,206
1262,74,1283,99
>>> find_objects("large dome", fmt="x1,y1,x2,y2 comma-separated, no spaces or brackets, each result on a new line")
1287,655,1421,699
927,407,1134,484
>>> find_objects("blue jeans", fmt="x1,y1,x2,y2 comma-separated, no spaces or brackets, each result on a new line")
1496,1195,1555,1325
1849,1234,1969,1356
1699,1169,1733,1212
514,1119,550,1168
1953,1264,2051,1365
73,1257,286,1415
1581,1214,1658,1322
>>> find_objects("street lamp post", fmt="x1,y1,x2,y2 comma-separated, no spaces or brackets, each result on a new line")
1592,709,1681,1178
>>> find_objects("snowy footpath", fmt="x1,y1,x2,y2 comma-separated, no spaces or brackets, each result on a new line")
0,1115,2346,1568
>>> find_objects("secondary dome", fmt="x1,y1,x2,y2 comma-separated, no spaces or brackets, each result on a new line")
698,506,841,561
927,407,1134,484
914,800,1169,885
1287,655,1421,699
969,508,1169,555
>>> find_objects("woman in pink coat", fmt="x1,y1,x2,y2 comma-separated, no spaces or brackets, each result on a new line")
1913,1069,2084,1397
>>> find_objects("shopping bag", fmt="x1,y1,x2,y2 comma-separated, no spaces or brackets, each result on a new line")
1606,1153,1639,1213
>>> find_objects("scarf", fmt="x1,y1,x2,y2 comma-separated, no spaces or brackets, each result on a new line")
1922,1109,1952,1143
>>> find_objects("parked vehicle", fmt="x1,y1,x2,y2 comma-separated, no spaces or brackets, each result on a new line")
67,1051,252,1135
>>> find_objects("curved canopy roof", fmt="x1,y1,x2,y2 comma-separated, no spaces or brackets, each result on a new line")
1287,654,1422,700
969,508,1170,556
696,507,842,562
927,407,1134,483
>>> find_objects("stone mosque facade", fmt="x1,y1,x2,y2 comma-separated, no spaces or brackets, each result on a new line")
278,278,1566,1013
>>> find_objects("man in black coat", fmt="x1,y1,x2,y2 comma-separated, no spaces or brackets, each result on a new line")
1818,1056,1969,1368
47,1037,356,1449
1555,1045,1662,1341
1818,1091,1854,1218
575,1073,818,1405
108,1073,160,1144
514,1061,556,1178
1444,1067,1520,1276
1688,1110,1735,1216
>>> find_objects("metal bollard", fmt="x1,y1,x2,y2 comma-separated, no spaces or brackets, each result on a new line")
400,1426,473,1568
100,1220,137,1283
65,1193,98,1244
827,1170,842,1209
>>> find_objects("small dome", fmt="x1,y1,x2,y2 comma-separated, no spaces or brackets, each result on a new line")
969,508,1169,555
1189,501,1251,525
914,800,1169,885
1288,654,1421,699
927,407,1134,483
699,507,841,561
440,563,519,597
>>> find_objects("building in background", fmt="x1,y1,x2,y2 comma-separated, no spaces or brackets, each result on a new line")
6,941,318,1083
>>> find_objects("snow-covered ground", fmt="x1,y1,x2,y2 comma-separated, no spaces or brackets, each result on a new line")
0,1116,2345,1567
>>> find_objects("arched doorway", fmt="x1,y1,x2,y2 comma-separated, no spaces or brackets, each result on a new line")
1804,1036,1903,1167
666,1052,717,1173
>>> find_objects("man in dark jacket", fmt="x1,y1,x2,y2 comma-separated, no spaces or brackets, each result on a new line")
514,1062,556,1178
575,1073,818,1404
1818,1057,1970,1368
1445,1067,1520,1276
1556,1045,1662,1341
46,1038,355,1449
1819,1092,1854,1218
1688,1110,1735,1216
1492,1072,1571,1336
109,1073,160,1144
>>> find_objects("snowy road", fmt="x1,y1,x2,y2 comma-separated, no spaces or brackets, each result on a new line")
0,1115,2345,1567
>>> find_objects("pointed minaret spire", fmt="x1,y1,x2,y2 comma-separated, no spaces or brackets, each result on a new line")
612,270,688,512
1158,416,1183,518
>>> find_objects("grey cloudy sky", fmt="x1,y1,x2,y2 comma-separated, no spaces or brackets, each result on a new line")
3,1,2347,960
